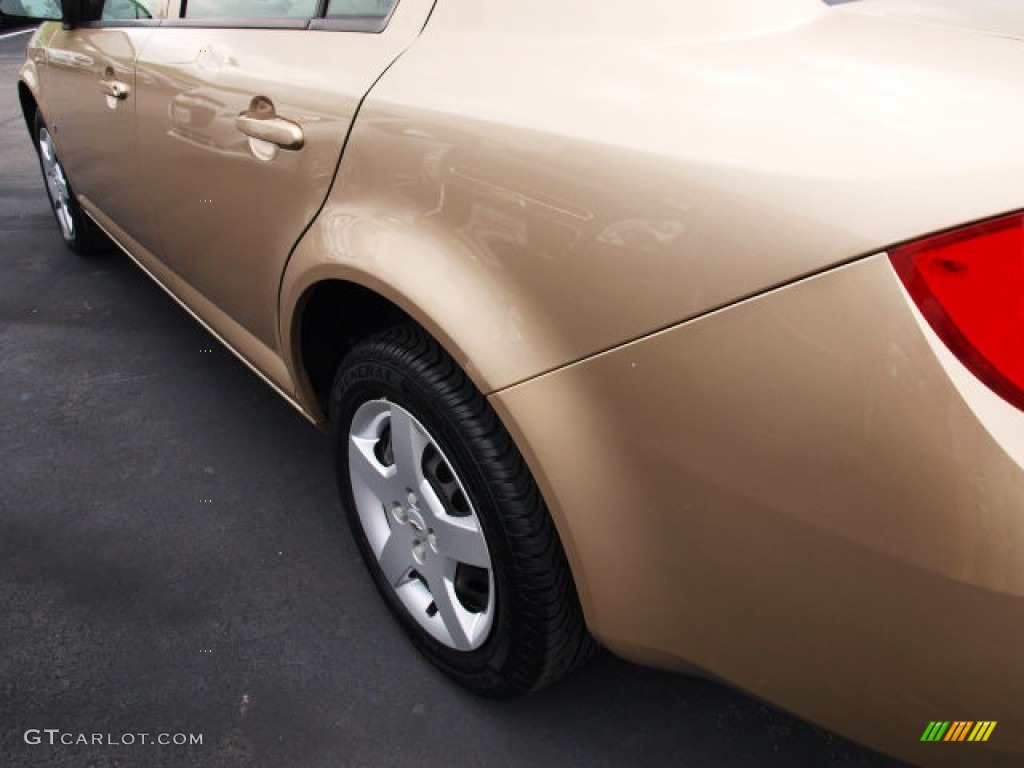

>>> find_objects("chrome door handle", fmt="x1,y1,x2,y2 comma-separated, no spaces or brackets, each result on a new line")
100,79,130,100
235,113,304,150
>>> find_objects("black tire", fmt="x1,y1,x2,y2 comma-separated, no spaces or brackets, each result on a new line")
33,110,109,254
330,324,595,696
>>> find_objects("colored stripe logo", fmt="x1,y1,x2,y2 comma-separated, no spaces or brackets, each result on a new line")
921,721,997,742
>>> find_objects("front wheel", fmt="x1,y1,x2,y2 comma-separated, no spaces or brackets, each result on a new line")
33,110,108,253
330,325,594,696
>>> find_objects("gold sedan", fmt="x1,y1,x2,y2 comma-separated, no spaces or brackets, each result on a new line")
7,0,1023,764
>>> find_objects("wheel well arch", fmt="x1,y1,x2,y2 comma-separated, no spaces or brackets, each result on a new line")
294,279,413,417
18,81,38,136
291,278,596,641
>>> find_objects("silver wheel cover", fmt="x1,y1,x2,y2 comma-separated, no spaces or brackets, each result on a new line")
349,399,496,651
38,127,75,241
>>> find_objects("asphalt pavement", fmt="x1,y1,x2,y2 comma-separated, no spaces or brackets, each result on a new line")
0,28,908,768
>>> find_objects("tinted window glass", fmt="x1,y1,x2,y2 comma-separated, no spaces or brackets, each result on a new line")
325,0,395,19
104,0,155,17
185,0,315,18
82,0,157,19
3,0,61,16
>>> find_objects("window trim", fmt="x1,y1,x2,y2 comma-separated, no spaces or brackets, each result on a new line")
78,18,161,26
160,16,311,28
70,0,398,31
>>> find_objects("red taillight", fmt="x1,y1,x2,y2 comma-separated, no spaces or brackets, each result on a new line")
890,211,1024,411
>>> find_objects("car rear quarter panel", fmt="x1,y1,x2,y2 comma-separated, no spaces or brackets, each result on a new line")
492,254,1024,767
283,0,1024,403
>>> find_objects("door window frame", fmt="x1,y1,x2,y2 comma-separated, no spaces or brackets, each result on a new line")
73,0,399,30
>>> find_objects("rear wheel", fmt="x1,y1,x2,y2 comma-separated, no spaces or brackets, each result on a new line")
330,324,594,695
34,110,108,253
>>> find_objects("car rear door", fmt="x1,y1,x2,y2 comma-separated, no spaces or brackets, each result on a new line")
134,0,434,369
